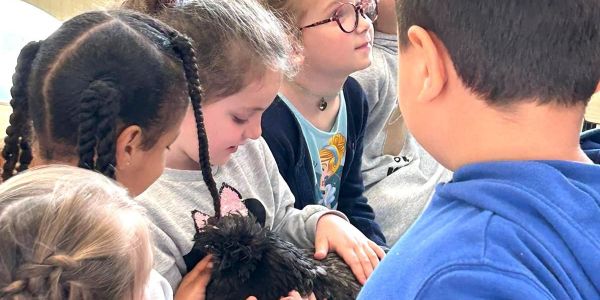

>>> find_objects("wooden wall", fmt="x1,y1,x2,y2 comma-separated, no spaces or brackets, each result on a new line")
23,0,121,20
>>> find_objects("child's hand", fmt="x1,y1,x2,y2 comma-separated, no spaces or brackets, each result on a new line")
174,255,213,300
314,214,385,285
246,290,316,300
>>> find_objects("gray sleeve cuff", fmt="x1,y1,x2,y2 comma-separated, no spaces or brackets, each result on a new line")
303,205,349,244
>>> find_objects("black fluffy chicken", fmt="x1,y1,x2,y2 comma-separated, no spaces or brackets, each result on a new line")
191,201,361,300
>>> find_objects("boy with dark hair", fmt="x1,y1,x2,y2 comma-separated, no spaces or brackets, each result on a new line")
359,0,600,298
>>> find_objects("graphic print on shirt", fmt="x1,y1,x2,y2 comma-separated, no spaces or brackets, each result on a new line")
183,182,267,271
191,182,248,230
316,133,346,209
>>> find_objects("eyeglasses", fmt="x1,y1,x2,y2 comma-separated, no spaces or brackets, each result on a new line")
299,0,378,33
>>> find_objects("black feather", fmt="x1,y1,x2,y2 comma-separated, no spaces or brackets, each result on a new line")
192,214,361,299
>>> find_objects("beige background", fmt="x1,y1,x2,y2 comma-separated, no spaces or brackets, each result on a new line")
23,0,121,20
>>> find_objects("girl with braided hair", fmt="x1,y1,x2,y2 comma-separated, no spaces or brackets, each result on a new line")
0,8,225,299
124,0,382,295
0,9,206,197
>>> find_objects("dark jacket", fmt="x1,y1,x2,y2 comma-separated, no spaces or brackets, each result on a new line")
262,77,387,246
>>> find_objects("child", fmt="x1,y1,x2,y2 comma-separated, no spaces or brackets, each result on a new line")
1,9,199,197
0,165,154,299
1,9,216,298
351,0,451,244
360,0,600,298
123,0,384,289
0,165,216,300
262,0,388,247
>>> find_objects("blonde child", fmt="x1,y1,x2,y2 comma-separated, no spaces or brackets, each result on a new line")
261,0,388,248
123,0,384,289
0,165,151,299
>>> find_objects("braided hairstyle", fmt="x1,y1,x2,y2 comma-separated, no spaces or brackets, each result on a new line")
1,42,39,181
123,0,296,219
0,165,152,299
122,10,222,222
0,10,201,186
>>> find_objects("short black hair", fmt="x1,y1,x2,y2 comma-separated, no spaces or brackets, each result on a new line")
396,0,600,106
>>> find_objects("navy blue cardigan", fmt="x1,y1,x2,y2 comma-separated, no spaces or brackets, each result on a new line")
262,77,387,246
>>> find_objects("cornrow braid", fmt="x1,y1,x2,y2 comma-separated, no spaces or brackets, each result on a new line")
77,80,121,179
1,41,40,181
169,33,221,217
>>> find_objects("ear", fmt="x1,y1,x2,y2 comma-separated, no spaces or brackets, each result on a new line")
115,125,144,171
595,81,600,93
406,25,448,103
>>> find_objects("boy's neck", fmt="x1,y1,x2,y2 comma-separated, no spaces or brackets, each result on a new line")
447,101,591,170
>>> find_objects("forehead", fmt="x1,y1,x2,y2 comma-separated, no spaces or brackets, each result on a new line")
211,69,282,109
301,0,343,16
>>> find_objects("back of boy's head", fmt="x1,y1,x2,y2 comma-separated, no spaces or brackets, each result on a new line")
396,0,600,106
124,0,294,100
123,0,294,216
2,10,205,182
0,165,151,299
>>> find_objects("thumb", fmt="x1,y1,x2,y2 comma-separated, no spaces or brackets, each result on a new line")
314,235,330,260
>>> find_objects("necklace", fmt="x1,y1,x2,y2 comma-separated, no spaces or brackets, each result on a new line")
288,80,337,112
318,98,328,111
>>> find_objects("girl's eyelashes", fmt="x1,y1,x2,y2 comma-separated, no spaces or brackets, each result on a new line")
232,115,249,125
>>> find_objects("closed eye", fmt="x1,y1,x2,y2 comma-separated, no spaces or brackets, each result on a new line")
232,115,248,125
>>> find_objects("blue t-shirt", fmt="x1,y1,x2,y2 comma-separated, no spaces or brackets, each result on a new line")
359,154,600,299
279,93,348,209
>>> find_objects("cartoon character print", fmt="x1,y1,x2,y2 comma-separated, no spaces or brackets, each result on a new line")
317,133,346,209
191,182,248,230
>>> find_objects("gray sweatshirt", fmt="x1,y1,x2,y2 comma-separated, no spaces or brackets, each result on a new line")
352,31,452,245
136,138,343,288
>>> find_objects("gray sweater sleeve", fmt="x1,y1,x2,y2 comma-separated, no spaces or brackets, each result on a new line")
149,220,185,288
258,139,348,248
137,138,347,289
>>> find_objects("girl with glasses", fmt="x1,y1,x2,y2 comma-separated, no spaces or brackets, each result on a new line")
262,0,386,280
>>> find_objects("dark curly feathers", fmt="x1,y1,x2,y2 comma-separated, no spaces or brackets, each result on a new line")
193,214,360,300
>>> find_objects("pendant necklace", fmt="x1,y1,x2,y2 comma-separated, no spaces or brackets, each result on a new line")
288,80,336,112
318,98,328,111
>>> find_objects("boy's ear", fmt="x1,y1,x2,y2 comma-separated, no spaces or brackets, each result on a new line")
595,81,600,93
406,25,448,103
115,125,144,171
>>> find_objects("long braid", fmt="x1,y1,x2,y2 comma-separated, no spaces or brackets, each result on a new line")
2,41,40,181
77,81,121,179
122,13,221,212
170,33,221,217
